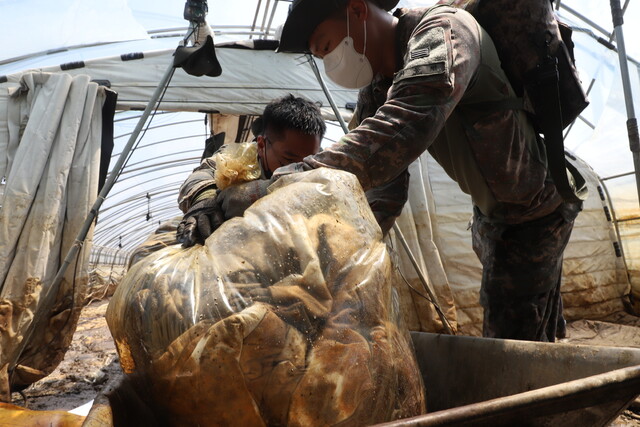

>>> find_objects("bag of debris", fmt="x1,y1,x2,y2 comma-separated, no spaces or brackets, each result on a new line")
127,217,181,268
106,168,426,426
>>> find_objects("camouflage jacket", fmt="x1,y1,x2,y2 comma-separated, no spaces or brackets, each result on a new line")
275,5,563,224
178,156,218,213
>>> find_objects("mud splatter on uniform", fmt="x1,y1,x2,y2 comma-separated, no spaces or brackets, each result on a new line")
178,156,221,214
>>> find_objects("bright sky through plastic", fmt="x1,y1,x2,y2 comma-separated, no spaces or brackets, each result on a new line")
3,0,639,63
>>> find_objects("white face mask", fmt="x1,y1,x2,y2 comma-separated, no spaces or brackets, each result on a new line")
323,12,373,89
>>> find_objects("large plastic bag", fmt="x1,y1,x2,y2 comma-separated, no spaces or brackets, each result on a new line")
106,168,426,426
127,217,181,268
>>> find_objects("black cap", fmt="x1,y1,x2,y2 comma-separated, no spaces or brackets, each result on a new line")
277,0,400,54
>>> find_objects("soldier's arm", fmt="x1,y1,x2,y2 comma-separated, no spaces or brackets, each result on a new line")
346,74,408,233
178,157,218,213
274,9,481,192
365,170,410,234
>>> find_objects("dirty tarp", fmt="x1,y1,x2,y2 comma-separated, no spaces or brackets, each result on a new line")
106,168,426,426
409,154,631,336
563,312,640,348
0,72,108,397
390,153,459,334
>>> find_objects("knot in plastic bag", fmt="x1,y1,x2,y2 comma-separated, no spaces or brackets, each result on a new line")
213,142,261,190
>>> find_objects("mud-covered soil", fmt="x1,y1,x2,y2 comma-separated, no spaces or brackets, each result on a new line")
10,299,122,412
616,412,640,427
6,299,640,425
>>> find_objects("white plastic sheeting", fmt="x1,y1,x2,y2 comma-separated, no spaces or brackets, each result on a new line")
554,2,640,303
0,72,106,392
390,154,458,334
2,47,356,122
0,0,149,65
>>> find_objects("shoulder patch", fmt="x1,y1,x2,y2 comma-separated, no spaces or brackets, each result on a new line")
394,25,451,85
410,48,431,60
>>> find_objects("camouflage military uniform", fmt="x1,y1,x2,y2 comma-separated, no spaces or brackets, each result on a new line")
274,5,582,341
472,202,581,341
178,156,221,213
128,145,265,266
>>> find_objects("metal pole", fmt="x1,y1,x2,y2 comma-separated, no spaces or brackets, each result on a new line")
306,55,350,133
9,47,177,376
393,225,454,335
259,0,272,37
306,55,454,334
610,0,640,208
264,0,280,39
249,0,263,39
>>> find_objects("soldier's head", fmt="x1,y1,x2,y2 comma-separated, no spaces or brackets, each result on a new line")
278,0,400,89
254,94,325,177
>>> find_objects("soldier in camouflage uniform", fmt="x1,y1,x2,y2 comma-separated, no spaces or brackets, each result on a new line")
213,0,585,341
129,94,325,266
178,96,325,211
176,94,325,247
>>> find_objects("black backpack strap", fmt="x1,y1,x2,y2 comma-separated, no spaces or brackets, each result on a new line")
460,87,587,203
529,56,587,203
456,97,525,141
460,97,525,113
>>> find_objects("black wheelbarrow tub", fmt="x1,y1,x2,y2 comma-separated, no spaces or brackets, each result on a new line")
377,332,640,426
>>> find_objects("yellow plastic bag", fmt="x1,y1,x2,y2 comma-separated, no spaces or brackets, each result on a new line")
213,142,261,190
107,168,426,426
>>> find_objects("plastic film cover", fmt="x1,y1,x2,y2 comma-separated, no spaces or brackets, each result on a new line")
127,217,181,269
106,168,426,426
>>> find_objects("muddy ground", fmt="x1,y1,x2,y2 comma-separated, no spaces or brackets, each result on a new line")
8,299,640,425
11,300,121,413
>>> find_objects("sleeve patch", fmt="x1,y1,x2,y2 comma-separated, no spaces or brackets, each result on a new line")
394,62,446,81
394,25,450,85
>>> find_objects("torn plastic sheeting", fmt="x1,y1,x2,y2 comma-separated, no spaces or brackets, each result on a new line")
106,168,426,426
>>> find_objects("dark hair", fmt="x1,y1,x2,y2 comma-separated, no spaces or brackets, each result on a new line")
259,94,326,139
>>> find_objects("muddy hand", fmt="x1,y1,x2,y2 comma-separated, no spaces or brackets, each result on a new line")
177,197,225,247
216,179,271,220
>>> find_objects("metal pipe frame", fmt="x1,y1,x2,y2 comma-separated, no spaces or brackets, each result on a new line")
7,21,197,377
609,0,640,208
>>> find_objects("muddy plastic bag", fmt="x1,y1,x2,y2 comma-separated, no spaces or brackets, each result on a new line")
106,168,426,426
127,217,181,268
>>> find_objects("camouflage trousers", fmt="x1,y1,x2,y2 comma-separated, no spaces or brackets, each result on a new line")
471,201,582,342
